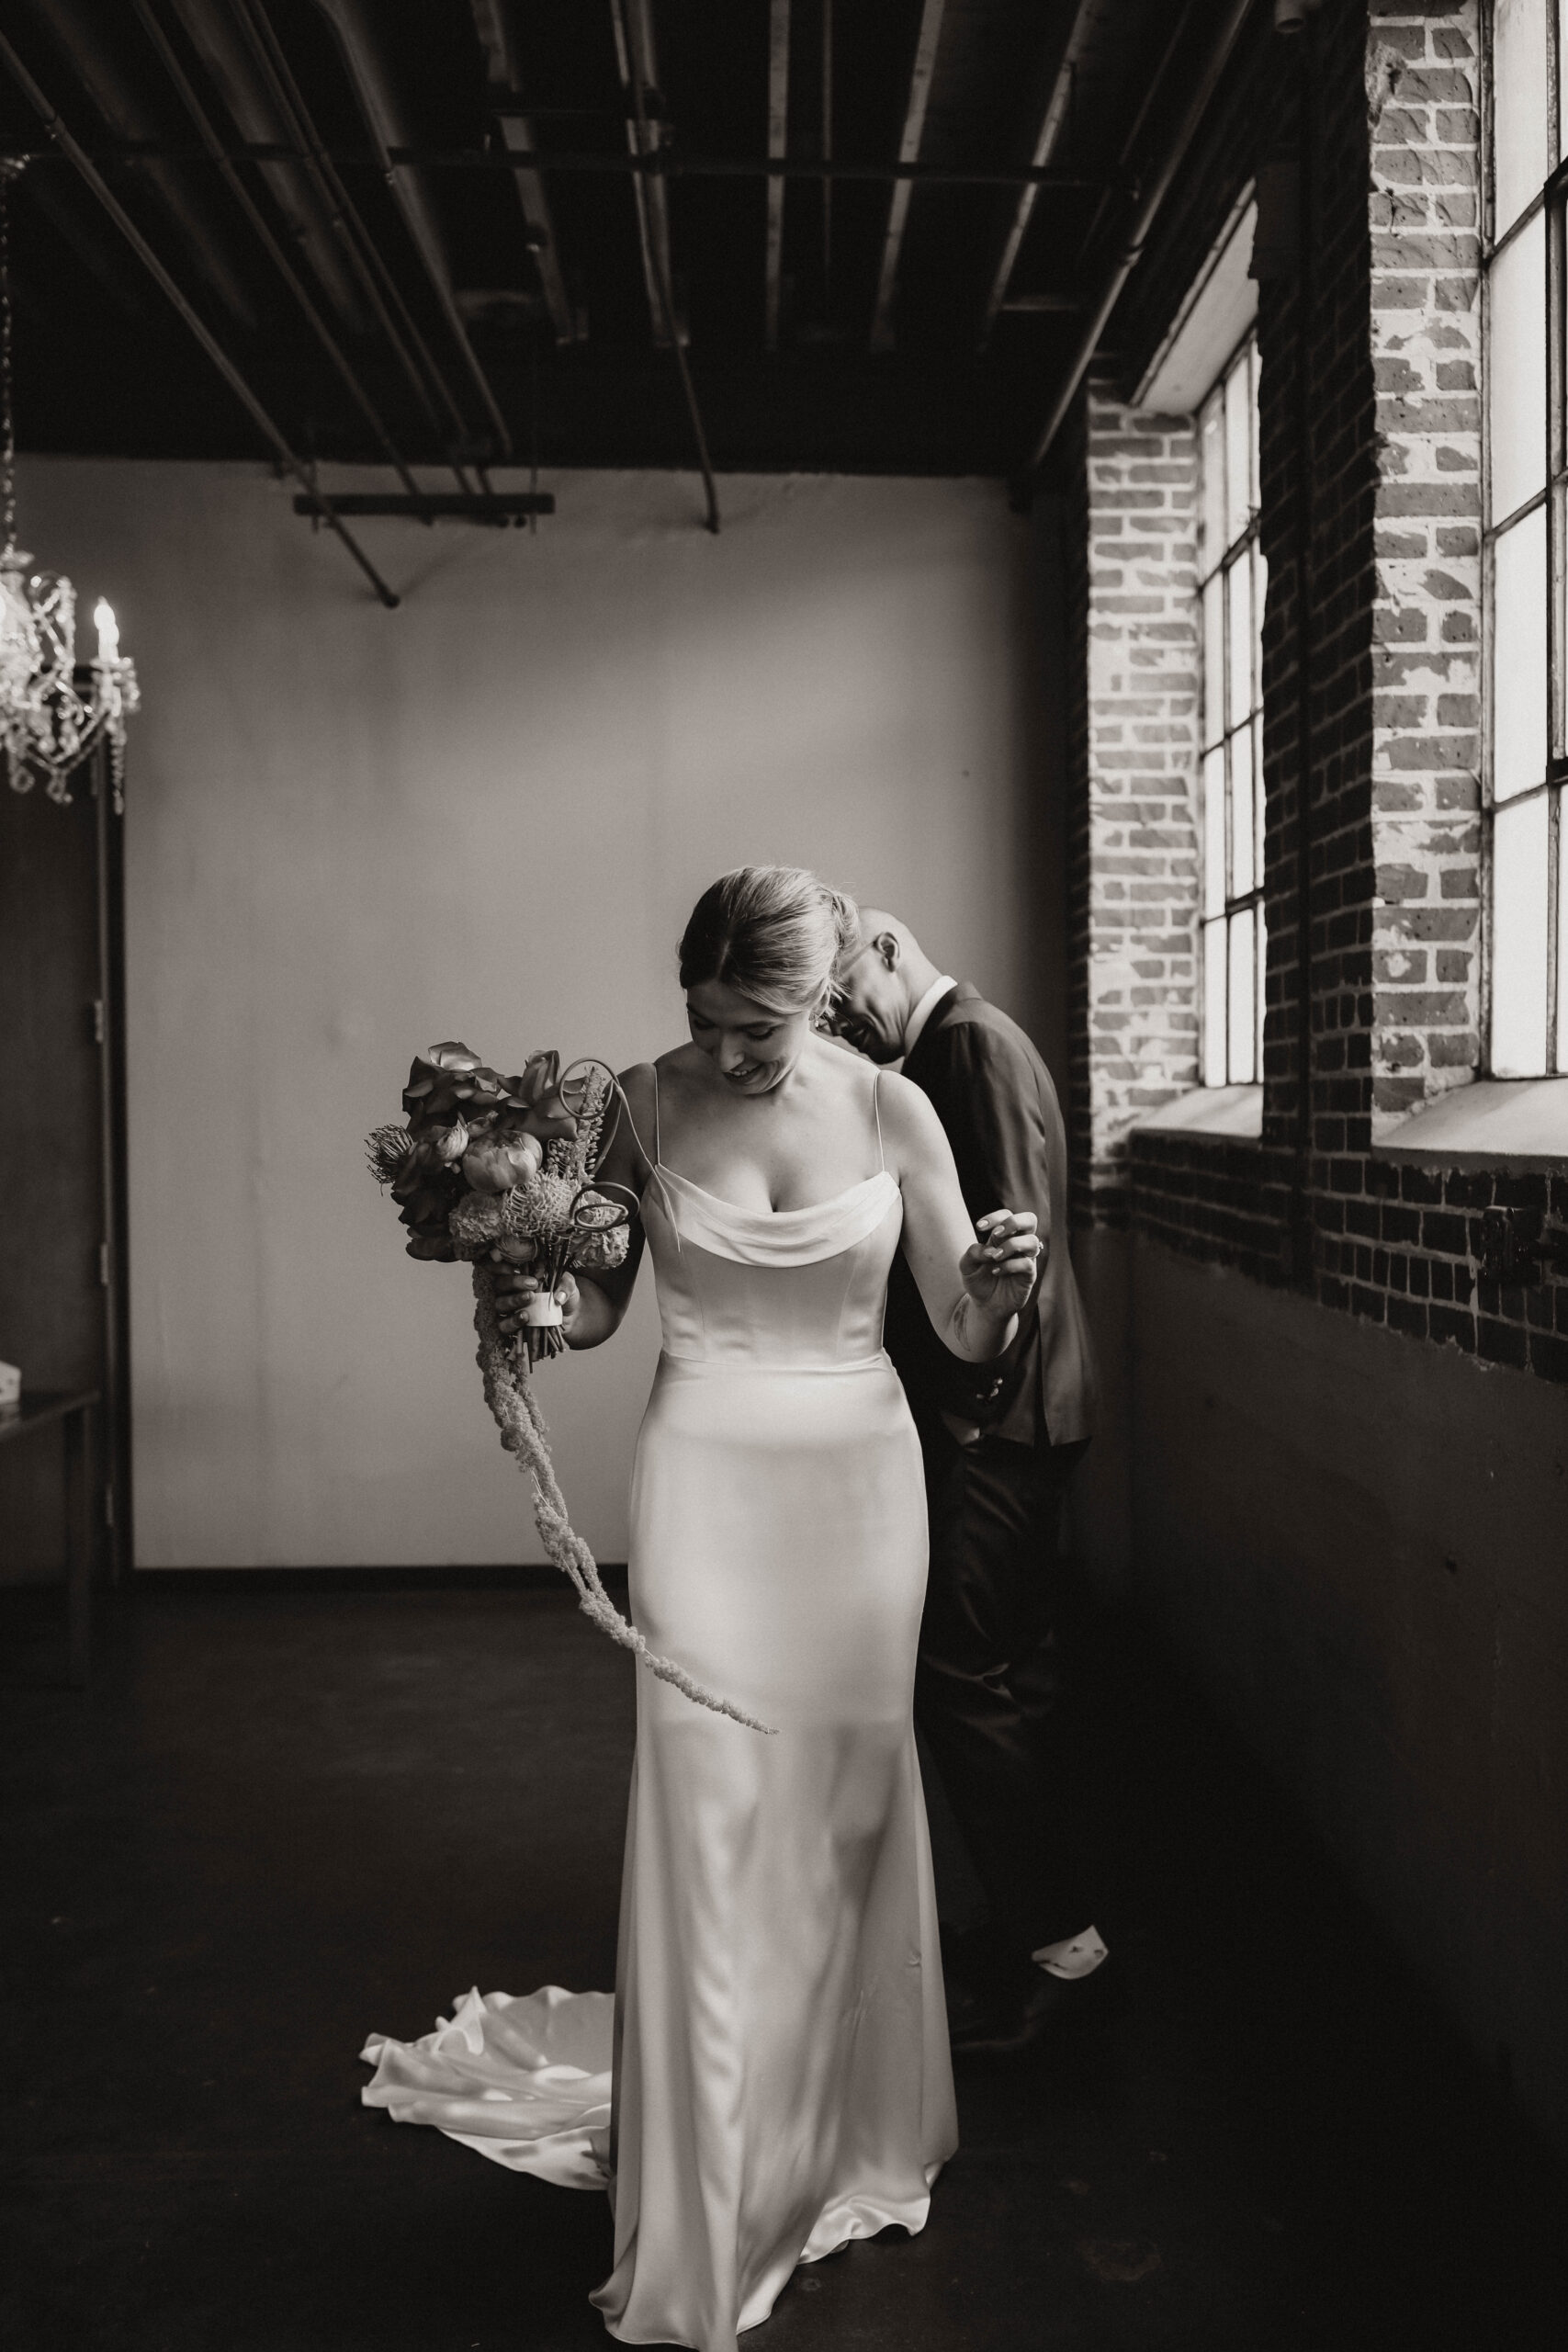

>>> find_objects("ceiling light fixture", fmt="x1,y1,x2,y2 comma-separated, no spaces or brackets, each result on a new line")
0,160,138,810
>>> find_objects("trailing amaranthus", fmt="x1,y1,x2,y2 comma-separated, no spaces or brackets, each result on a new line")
367,1041,770,1732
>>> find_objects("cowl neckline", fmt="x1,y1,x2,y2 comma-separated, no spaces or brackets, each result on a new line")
650,1164,900,1267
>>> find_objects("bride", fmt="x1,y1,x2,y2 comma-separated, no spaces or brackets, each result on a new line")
361,866,1042,2350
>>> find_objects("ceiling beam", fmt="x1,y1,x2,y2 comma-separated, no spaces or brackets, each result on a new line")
616,0,719,531
1028,0,1260,469
765,0,789,350
977,0,1097,349
468,0,576,347
15,139,1122,189
869,0,946,353
0,30,399,605
609,0,673,348
312,0,514,458
130,0,428,508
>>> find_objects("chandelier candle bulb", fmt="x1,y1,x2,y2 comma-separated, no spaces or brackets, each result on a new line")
0,172,138,806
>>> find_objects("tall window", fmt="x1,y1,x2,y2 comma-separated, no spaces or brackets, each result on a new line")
1197,334,1266,1085
1484,0,1567,1074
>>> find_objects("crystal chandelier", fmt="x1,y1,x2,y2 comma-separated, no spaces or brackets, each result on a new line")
0,161,138,810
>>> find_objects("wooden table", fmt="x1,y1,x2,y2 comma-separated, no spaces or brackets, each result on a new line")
0,1389,99,1687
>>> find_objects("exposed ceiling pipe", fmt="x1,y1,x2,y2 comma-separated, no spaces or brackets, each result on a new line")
609,0,675,349
821,0,833,289
22,0,254,329
130,0,428,511
467,0,575,348
310,0,513,459
1028,0,1261,469
977,0,1097,349
620,6,719,534
22,169,148,321
224,0,471,479
869,0,946,353
765,0,790,350
163,0,365,330
1077,0,1201,261
0,28,398,607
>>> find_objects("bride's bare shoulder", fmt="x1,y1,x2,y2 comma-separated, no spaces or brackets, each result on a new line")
619,1046,697,1093
869,1065,948,1160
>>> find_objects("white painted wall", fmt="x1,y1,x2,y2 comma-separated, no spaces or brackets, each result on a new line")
18,459,1045,1567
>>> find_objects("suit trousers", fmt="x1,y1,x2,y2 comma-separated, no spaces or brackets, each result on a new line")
913,1423,1092,1959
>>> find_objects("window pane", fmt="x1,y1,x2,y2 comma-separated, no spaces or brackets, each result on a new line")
1227,905,1257,1084
1493,503,1549,798
1224,356,1251,548
1253,540,1269,705
1491,791,1551,1074
1488,206,1547,520
1202,744,1226,916
1202,916,1227,1085
1202,573,1224,748
1253,712,1266,881
1231,719,1256,899
1200,390,1224,573
1226,550,1253,733
1247,341,1261,514
1255,908,1269,1078
1495,0,1550,238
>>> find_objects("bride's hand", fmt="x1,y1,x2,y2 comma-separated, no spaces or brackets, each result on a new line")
958,1210,1042,1316
491,1257,582,1340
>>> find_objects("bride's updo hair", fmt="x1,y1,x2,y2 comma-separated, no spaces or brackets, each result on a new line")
679,866,861,1018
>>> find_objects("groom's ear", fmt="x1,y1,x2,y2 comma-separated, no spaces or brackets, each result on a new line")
873,930,901,969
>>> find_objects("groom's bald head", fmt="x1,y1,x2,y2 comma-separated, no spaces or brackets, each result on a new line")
830,906,942,1063
849,907,919,959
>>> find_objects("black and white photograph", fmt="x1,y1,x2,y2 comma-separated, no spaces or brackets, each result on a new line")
1,2,1564,2347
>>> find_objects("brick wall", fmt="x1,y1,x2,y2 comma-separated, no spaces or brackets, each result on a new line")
1071,391,1201,1226
1367,2,1483,1129
1069,0,1565,1383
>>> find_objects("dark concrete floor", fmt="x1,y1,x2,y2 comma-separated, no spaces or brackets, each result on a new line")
2,1577,1562,2352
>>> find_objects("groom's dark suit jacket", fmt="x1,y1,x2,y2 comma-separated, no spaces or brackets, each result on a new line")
885,983,1098,1449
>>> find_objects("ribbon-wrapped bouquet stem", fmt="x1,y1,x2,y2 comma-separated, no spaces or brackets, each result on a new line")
367,1045,770,1733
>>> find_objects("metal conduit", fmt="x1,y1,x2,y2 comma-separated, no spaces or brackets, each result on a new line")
0,29,400,608
618,2,719,534
1028,0,1263,470
223,0,472,481
311,0,513,459
16,141,1124,191
130,0,429,514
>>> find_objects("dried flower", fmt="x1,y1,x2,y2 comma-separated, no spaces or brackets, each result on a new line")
365,1124,412,1187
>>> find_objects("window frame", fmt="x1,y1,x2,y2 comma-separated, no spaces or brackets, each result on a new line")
1482,0,1566,1075
1195,328,1267,1088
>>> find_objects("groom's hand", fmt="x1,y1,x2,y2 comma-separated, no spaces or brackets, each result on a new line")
958,1209,1042,1316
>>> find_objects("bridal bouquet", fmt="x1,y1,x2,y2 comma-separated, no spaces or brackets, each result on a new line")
367,1043,769,1733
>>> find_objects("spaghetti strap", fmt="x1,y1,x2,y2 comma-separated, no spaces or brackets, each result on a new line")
873,1070,886,1173
637,1066,679,1251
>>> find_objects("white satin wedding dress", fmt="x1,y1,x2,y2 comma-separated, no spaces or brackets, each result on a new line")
361,1078,957,2350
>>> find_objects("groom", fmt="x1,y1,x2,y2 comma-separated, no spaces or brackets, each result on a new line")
831,910,1102,2055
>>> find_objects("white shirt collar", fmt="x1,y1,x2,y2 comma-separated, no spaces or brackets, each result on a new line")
903,974,957,1059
